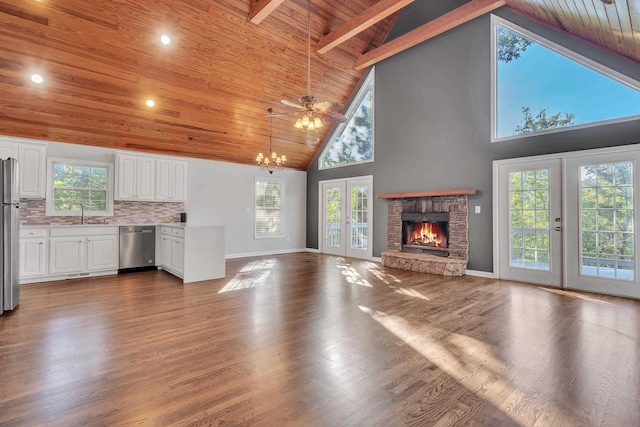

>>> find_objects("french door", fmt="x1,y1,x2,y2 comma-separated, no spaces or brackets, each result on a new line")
320,176,372,259
496,148,640,299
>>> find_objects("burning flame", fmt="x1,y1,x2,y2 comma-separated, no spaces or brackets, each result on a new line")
408,222,446,247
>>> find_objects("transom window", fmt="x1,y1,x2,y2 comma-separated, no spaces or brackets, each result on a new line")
492,15,640,141
319,68,374,169
255,178,284,238
46,158,113,217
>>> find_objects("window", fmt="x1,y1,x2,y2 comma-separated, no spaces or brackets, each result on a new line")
255,178,284,238
46,158,114,217
492,15,640,141
319,68,374,169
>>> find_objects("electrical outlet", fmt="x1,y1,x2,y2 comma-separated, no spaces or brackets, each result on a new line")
475,206,481,214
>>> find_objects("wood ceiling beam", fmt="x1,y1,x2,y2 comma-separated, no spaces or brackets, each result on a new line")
316,0,414,54
353,0,506,70
247,0,286,24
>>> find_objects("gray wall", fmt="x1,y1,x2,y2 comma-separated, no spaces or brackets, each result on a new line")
307,6,640,272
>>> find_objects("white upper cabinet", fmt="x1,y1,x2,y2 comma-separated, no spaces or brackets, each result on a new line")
115,153,155,201
156,158,187,202
0,138,47,198
116,152,187,202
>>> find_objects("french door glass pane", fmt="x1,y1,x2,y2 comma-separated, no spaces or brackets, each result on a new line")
350,185,368,250
579,162,634,279
509,169,550,270
326,188,342,247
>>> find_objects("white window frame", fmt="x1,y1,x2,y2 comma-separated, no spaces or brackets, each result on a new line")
254,177,285,239
319,67,375,170
491,14,640,143
46,157,114,217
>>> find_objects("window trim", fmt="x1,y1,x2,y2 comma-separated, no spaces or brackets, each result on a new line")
254,177,285,239
319,67,375,170
490,14,640,143
45,157,114,217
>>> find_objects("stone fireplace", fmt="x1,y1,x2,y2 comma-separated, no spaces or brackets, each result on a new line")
378,189,476,276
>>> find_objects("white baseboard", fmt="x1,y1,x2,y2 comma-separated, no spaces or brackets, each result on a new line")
305,248,320,253
225,248,308,259
466,269,496,278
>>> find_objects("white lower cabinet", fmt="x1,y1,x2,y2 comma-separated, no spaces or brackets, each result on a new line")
20,226,119,283
20,228,48,280
49,237,85,274
158,225,225,283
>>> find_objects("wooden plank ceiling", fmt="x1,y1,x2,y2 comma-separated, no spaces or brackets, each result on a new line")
0,0,638,171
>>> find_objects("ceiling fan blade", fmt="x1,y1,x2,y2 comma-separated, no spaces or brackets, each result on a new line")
314,101,343,113
265,112,295,117
281,99,305,110
321,112,348,123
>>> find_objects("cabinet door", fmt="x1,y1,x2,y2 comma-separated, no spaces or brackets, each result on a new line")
171,237,185,275
136,157,155,200
49,238,84,274
171,161,187,201
155,159,172,201
0,141,18,160
87,236,118,271
116,155,138,200
160,235,172,268
20,238,47,278
18,144,46,198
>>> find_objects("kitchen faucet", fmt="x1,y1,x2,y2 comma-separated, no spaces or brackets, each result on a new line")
68,202,85,224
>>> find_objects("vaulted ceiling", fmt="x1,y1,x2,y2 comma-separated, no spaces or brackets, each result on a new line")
0,0,638,171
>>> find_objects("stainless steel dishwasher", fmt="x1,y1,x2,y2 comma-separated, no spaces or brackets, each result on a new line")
119,226,156,272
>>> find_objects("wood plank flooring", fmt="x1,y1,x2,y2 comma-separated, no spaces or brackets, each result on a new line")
1,253,639,426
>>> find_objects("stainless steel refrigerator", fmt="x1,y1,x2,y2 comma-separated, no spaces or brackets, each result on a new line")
1,157,19,314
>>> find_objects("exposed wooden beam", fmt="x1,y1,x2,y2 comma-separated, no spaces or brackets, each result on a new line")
353,0,506,70
247,0,285,25
316,0,414,54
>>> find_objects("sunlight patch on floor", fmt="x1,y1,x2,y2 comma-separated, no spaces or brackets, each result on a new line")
388,286,431,301
358,305,575,425
219,259,275,293
337,262,372,287
540,287,617,306
364,261,402,285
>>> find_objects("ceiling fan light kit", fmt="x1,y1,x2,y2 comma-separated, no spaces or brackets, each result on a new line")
279,0,347,131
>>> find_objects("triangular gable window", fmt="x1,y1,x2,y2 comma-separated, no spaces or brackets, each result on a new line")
320,68,374,169
492,15,640,141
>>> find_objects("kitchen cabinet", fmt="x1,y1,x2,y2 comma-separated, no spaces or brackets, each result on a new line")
87,234,119,271
19,228,48,279
159,226,185,277
115,154,155,201
49,237,85,274
156,158,187,201
158,225,225,283
0,138,47,198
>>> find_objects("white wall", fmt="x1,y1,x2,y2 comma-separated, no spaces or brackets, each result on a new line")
185,158,307,257
33,138,308,258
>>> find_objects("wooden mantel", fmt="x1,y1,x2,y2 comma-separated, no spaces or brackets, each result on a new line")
376,189,477,199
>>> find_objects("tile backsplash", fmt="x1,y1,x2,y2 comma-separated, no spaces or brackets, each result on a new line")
20,199,185,226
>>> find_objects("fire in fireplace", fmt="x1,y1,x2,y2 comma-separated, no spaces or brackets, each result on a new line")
401,212,450,257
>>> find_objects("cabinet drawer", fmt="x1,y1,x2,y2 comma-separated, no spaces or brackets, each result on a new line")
50,226,118,237
160,226,173,236
20,228,47,238
172,228,185,237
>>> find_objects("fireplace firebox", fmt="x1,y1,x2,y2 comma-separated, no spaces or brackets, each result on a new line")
401,212,450,257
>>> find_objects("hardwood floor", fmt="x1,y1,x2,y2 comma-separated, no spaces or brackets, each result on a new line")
1,253,639,426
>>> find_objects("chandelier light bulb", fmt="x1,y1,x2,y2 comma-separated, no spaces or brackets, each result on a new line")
295,119,303,128
314,117,323,128
30,74,44,84
302,115,310,127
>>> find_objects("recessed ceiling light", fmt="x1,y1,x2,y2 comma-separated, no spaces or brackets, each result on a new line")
160,35,171,45
30,74,43,84
146,99,155,107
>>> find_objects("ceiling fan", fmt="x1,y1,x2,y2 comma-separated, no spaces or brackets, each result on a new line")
272,0,347,131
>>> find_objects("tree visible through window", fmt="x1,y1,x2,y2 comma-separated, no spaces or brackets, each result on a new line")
255,178,284,238
492,16,640,140
320,69,374,169
46,158,113,217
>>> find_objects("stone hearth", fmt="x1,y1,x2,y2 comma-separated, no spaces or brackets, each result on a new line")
378,189,476,277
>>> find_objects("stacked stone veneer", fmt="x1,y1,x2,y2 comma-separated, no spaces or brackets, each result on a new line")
20,199,184,226
382,195,469,277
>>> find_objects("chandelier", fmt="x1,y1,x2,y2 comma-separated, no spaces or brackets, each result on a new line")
256,108,286,174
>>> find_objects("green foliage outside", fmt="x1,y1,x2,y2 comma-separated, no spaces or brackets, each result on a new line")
321,80,373,168
53,164,108,211
496,25,576,135
255,181,282,235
